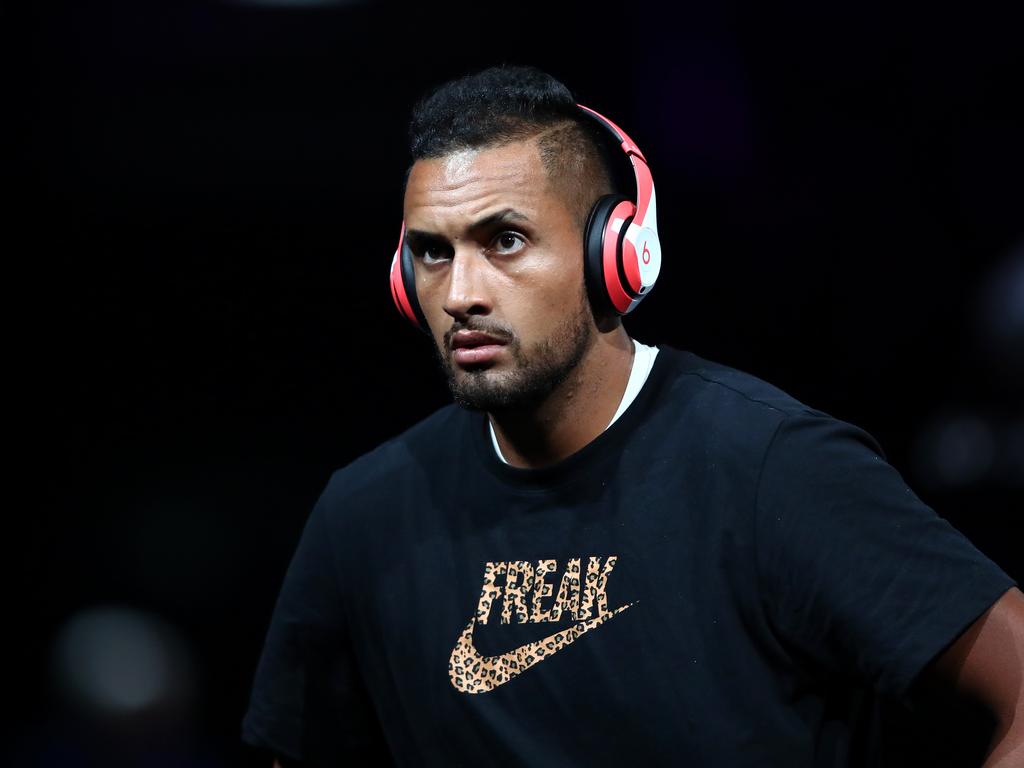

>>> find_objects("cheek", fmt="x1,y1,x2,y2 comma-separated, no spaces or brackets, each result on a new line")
507,265,582,331
534,248,586,307
416,281,449,333
427,321,447,353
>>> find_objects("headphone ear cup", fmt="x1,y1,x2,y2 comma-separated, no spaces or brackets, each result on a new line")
583,194,627,317
390,224,429,330
583,194,638,316
400,236,429,330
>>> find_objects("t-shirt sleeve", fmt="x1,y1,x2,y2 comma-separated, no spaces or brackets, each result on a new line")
754,411,1017,702
242,481,390,765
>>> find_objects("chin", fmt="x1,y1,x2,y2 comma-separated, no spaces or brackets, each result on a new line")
445,367,510,411
454,367,568,413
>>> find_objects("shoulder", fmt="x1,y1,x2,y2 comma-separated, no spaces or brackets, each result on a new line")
315,403,467,521
658,346,822,419
642,347,892,488
652,346,839,449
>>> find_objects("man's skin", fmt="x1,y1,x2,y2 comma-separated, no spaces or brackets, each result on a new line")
927,593,1024,766
404,139,633,470
272,133,1023,766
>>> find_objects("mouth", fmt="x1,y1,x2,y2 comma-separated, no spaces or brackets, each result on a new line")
449,330,508,368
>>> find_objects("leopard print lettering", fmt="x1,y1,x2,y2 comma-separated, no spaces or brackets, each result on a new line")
578,555,617,620
530,559,558,622
475,561,506,625
549,557,581,622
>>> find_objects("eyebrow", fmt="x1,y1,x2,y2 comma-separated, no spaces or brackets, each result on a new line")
406,208,532,245
467,208,531,231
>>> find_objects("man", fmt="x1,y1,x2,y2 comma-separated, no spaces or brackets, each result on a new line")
243,65,1023,766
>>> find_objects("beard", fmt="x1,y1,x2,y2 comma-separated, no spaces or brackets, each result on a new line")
435,290,595,413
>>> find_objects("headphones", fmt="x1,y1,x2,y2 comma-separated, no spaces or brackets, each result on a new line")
389,103,661,330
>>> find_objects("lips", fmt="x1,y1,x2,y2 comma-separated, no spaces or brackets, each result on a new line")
450,330,507,367
451,331,505,350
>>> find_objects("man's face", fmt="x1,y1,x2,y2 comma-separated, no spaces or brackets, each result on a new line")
403,138,596,412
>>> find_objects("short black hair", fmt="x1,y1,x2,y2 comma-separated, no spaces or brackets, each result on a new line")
405,65,620,229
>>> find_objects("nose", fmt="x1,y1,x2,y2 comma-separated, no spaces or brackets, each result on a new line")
442,246,492,322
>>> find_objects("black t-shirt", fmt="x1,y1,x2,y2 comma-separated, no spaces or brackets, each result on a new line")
242,347,1015,766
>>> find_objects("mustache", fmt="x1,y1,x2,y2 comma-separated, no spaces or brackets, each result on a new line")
442,319,515,352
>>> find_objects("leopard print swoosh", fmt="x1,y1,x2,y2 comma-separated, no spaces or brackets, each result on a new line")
447,602,635,694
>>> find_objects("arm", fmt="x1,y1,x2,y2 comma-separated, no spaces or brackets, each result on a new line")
243,476,389,765
922,586,1024,767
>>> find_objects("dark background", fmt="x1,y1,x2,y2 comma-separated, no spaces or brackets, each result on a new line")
10,0,1022,766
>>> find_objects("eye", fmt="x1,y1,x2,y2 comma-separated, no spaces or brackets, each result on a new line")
491,231,526,255
420,244,452,265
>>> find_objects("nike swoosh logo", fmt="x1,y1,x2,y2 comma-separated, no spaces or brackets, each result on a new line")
448,602,635,694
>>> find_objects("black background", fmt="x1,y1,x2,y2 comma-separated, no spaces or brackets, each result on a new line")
10,0,1023,765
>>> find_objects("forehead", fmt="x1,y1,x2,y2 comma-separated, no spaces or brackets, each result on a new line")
403,140,554,231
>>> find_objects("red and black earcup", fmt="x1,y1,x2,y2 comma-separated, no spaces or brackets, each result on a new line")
389,222,429,330
583,193,642,316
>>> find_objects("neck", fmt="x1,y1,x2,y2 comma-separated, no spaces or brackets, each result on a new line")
488,327,634,469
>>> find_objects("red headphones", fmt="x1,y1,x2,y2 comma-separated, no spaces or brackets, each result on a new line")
389,104,661,329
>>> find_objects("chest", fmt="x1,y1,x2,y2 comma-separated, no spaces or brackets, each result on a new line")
345,473,765,711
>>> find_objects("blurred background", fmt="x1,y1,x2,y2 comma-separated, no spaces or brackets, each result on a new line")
9,0,1022,765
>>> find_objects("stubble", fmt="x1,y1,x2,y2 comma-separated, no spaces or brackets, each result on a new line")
435,287,595,413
